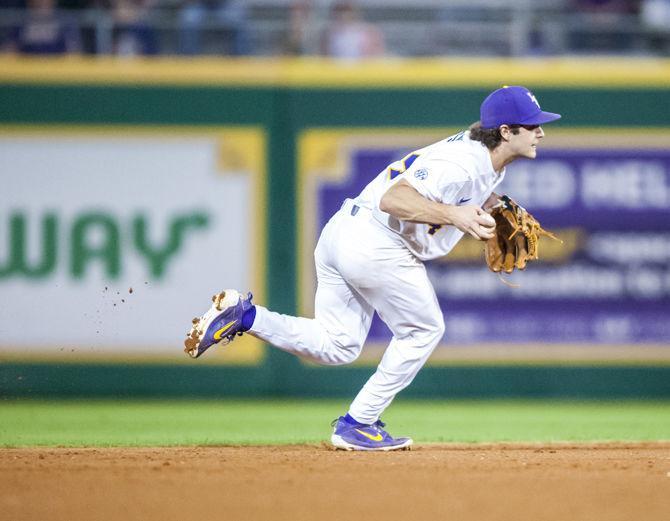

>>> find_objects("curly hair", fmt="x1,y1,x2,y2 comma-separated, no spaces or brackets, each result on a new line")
468,121,520,150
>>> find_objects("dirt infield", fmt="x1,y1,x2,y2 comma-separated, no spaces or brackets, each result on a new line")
2,444,669,521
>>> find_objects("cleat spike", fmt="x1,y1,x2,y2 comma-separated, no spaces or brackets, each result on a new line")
213,292,227,311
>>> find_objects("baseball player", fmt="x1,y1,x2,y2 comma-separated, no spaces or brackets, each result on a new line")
184,85,561,451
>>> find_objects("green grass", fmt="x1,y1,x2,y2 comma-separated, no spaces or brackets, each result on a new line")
0,399,669,447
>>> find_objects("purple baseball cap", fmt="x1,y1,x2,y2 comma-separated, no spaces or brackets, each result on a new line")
480,86,561,129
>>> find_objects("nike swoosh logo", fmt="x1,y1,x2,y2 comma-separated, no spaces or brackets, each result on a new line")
354,428,383,442
213,320,237,341
458,197,472,204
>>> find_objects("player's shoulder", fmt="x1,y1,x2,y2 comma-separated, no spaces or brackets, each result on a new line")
420,131,487,176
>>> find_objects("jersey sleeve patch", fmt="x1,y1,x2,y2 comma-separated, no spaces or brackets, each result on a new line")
414,168,429,180
402,153,419,171
388,152,421,181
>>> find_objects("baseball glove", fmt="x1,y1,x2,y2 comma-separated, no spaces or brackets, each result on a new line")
484,195,561,273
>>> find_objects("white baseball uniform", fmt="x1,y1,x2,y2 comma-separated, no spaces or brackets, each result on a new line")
248,130,506,424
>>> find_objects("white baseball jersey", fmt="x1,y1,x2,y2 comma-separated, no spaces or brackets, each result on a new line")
352,130,506,260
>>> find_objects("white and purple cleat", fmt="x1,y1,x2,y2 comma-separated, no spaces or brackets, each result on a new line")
184,290,254,359
331,416,413,451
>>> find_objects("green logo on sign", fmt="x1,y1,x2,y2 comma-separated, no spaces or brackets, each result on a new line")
0,211,210,280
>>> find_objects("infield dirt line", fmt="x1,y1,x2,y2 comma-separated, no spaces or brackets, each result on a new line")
2,444,670,521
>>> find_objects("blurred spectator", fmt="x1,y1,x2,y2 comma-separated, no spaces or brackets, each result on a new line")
321,1,385,59
111,0,158,56
569,0,641,52
177,0,205,54
177,0,249,56
3,0,81,54
640,0,670,29
640,0,670,52
284,0,311,55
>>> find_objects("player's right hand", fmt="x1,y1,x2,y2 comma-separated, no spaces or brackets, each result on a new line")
448,205,496,241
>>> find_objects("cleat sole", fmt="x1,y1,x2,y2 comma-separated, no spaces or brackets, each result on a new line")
330,434,413,452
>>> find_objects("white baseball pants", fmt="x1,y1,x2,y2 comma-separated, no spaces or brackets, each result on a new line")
248,200,445,424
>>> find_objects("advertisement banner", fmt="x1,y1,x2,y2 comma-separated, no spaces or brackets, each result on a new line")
0,127,266,363
299,129,670,362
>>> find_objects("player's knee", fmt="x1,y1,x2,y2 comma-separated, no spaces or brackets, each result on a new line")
325,351,359,366
321,335,362,365
423,314,445,346
393,312,444,348
317,347,360,366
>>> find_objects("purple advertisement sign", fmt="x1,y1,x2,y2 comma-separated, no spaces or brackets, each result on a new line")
318,147,670,346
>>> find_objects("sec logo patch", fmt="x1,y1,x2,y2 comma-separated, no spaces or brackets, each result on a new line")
414,168,429,180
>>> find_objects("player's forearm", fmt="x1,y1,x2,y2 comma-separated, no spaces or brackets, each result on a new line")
379,180,456,225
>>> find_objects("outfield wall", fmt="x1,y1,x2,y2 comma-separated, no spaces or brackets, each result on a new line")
1,57,669,398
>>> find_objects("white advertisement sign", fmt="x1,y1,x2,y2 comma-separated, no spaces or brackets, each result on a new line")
0,127,265,362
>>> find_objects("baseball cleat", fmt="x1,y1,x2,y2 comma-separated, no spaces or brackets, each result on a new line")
330,416,413,451
184,290,254,359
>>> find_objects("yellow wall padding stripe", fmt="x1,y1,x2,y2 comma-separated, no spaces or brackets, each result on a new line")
0,56,669,88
